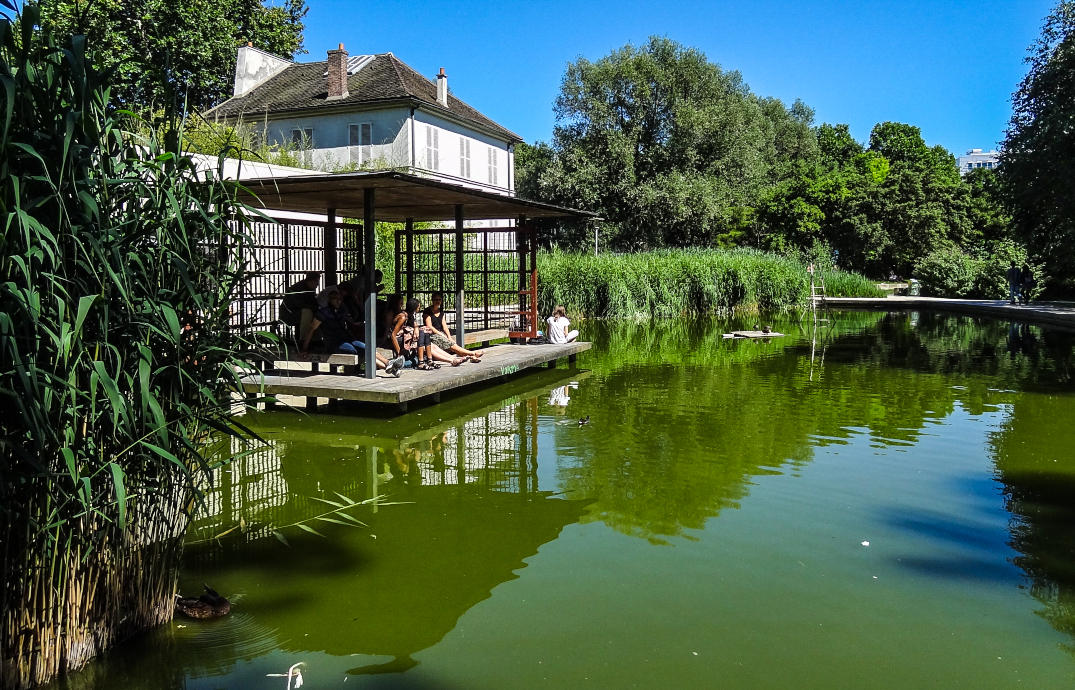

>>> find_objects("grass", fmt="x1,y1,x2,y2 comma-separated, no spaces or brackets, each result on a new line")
538,248,884,318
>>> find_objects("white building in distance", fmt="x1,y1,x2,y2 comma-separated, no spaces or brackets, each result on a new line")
957,148,999,175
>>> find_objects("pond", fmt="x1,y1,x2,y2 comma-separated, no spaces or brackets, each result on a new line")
53,311,1075,688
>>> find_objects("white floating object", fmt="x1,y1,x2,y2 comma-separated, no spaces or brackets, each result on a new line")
861,541,870,547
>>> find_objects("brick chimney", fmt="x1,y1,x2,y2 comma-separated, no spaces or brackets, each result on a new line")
436,67,448,107
327,43,348,99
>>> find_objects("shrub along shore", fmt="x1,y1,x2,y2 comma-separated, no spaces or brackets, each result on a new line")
537,248,884,318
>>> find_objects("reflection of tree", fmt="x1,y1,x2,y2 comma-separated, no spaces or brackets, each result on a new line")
558,312,1075,546
991,392,1075,653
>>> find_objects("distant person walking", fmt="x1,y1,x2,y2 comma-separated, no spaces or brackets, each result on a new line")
1006,262,1022,304
1020,264,1036,304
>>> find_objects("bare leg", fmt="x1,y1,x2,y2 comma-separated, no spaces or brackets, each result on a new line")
429,344,464,366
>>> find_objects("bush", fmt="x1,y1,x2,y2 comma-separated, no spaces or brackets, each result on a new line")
914,247,981,297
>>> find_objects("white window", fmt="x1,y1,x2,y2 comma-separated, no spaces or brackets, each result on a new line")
487,146,498,186
459,137,471,178
349,122,372,164
425,125,439,170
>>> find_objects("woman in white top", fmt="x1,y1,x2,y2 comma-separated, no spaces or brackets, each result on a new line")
546,305,579,344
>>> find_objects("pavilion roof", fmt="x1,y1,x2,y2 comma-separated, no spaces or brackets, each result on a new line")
234,170,597,222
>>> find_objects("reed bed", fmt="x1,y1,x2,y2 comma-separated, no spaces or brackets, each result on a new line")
1,8,262,687
538,248,883,318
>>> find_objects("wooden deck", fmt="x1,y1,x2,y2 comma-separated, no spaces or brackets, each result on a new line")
242,341,591,409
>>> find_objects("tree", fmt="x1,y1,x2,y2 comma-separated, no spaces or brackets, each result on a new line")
38,0,307,112
523,36,818,251
1001,1,1075,292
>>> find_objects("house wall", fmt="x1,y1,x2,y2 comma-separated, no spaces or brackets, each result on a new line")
260,106,413,171
258,107,514,196
411,110,514,193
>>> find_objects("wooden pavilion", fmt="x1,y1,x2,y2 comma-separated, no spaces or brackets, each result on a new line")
233,170,596,380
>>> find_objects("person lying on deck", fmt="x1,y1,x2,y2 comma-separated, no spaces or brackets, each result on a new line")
546,305,579,344
391,297,465,370
423,292,483,362
302,289,403,375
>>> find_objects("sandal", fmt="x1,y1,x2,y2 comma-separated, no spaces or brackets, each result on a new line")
468,356,481,363
450,357,464,367
416,362,432,371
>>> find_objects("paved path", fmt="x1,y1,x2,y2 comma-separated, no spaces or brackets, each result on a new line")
822,296,1075,330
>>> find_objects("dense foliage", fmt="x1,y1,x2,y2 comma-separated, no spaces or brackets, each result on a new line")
537,248,883,318
519,37,817,251
1000,1,1075,293
519,38,1023,293
0,4,262,686
37,0,307,112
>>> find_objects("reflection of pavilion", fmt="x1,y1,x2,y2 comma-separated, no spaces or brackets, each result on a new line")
177,372,588,680
189,369,588,543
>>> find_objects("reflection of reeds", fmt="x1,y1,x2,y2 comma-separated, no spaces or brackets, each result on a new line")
538,248,883,317
0,11,264,687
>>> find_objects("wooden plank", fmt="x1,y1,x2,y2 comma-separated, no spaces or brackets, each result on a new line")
462,328,508,345
242,342,592,405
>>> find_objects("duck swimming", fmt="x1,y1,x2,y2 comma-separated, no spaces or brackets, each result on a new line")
176,584,231,619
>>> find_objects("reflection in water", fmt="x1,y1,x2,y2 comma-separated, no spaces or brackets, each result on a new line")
51,312,1075,688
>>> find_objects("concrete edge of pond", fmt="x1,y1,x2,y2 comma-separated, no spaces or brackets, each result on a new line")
822,296,1075,331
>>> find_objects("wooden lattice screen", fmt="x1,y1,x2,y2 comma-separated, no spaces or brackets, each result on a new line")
394,221,537,338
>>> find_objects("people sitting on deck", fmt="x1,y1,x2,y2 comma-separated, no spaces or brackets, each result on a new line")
546,306,579,344
390,297,465,370
280,272,320,345
338,268,384,316
423,292,483,363
302,289,403,375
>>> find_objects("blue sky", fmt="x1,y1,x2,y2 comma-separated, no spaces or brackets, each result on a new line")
297,0,1055,155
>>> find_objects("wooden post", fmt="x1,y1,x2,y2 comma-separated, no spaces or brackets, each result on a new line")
325,209,338,286
455,204,465,347
363,188,377,379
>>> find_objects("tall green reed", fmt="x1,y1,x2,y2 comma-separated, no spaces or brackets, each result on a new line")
0,4,263,687
538,248,883,318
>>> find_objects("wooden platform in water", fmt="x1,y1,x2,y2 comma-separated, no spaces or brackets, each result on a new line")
241,341,591,409
723,330,785,339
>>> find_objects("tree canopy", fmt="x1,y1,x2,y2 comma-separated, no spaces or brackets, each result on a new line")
520,37,1017,287
37,0,307,112
1000,0,1075,292
519,37,817,251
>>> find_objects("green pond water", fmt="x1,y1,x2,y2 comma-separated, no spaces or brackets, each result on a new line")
55,311,1075,689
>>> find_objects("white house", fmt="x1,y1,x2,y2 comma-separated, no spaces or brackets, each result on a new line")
206,43,522,196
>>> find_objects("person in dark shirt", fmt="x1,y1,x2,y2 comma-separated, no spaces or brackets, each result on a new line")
1006,262,1022,304
302,290,402,374
422,292,482,362
280,272,320,342
1020,264,1036,304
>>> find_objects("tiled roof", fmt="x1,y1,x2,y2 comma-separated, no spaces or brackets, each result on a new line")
206,53,522,143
